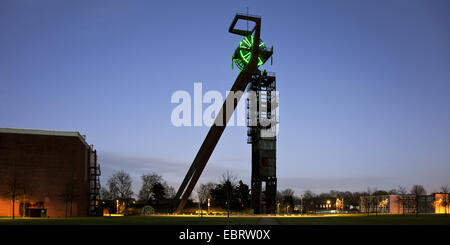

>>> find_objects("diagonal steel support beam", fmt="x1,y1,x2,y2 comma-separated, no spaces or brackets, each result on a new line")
173,14,262,213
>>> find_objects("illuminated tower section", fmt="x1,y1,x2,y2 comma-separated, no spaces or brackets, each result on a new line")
173,14,275,214
232,32,277,215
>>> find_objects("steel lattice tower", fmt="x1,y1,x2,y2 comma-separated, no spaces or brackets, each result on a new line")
247,70,277,214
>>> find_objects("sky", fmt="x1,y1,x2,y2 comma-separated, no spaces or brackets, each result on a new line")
1,0,450,196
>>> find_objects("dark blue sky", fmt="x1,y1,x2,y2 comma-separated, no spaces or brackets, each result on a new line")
1,0,449,195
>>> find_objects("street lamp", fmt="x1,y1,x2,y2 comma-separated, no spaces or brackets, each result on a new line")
336,198,339,213
116,199,119,214
198,201,202,218
300,195,303,216
207,198,210,214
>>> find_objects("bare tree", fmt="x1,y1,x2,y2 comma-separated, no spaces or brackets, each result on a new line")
107,170,134,209
398,186,407,194
4,172,22,219
19,175,38,217
59,182,76,218
100,187,113,216
280,189,295,214
371,188,379,216
100,187,112,200
138,173,162,203
302,190,316,214
388,188,398,195
197,182,215,218
165,185,176,199
221,170,237,219
397,185,408,215
410,184,426,216
363,187,373,216
440,185,449,215
1,169,39,219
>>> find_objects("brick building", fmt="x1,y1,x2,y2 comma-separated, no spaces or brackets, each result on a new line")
0,128,101,217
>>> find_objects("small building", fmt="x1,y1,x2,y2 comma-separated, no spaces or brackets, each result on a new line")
0,128,101,217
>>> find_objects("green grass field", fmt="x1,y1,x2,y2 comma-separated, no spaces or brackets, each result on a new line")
1,214,450,225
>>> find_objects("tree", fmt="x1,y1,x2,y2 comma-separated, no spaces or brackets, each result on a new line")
138,173,162,203
440,185,449,215
151,182,166,205
138,173,175,209
397,186,407,195
371,189,388,216
397,185,408,215
362,187,373,216
348,192,362,211
107,170,134,209
302,190,317,214
59,182,76,218
410,184,426,216
100,187,112,200
236,181,251,210
165,185,176,199
210,171,241,217
222,171,237,219
388,188,398,195
2,171,38,219
100,187,114,216
197,183,215,217
280,189,295,213
4,172,22,219
372,190,388,196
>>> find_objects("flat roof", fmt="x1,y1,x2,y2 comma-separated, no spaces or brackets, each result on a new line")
0,127,90,147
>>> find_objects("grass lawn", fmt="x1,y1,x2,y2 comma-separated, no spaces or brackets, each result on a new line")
0,214,449,225
274,214,450,225
0,215,261,225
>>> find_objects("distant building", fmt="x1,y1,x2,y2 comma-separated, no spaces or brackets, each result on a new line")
435,193,450,214
360,193,449,214
0,128,101,217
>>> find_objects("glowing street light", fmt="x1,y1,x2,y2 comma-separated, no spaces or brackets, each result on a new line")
207,198,210,214
300,195,303,216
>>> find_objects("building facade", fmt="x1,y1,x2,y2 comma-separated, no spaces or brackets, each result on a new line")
0,128,101,217
360,193,449,214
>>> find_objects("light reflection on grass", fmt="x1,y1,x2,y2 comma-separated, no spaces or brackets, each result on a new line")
0,214,449,225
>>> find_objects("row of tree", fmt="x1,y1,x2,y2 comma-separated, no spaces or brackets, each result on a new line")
100,170,450,215
100,170,177,214
197,171,251,217
1,172,79,219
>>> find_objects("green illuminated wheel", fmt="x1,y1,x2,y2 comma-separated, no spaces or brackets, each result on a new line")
232,35,268,70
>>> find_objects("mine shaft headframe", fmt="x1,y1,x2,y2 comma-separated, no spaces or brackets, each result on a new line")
230,14,273,70
228,13,260,36
172,13,266,214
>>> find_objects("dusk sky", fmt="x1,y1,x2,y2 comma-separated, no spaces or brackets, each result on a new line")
1,0,449,196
